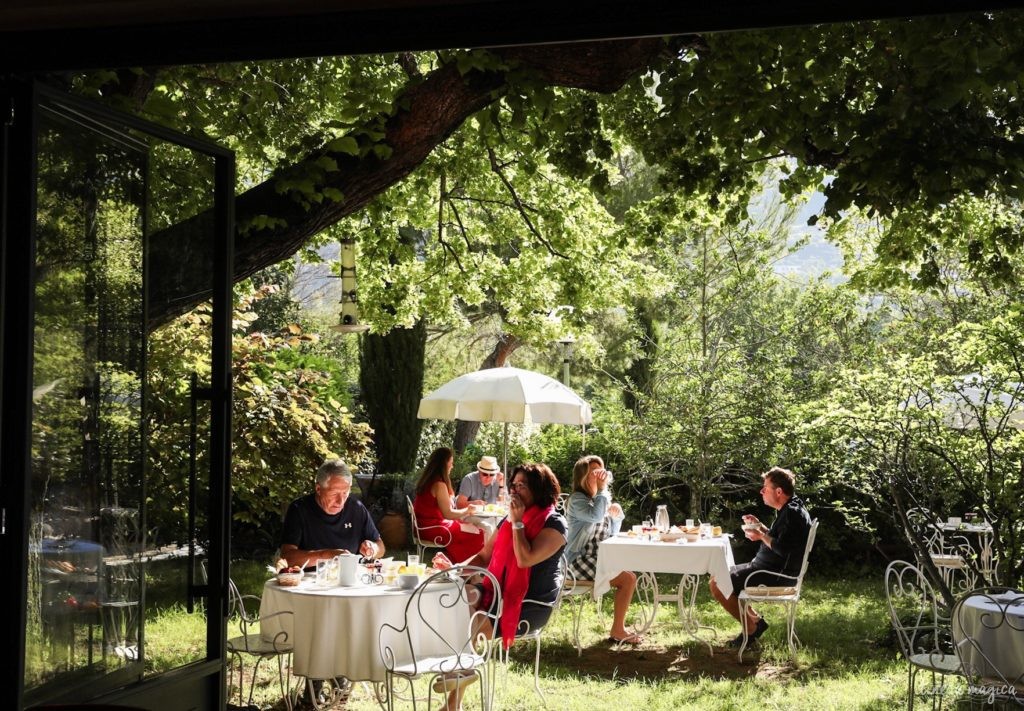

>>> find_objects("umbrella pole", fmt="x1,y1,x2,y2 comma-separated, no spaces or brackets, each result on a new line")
503,423,509,474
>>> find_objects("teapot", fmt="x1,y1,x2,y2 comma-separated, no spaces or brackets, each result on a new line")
338,552,360,586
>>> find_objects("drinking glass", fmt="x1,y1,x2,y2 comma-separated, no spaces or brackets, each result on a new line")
316,558,331,586
407,554,420,568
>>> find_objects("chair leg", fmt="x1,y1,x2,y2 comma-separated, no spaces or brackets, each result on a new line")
276,653,295,711
907,664,916,711
249,656,266,708
737,598,750,662
571,597,585,656
786,603,798,659
532,634,546,706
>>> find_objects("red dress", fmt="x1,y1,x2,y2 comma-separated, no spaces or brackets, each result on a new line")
412,487,484,562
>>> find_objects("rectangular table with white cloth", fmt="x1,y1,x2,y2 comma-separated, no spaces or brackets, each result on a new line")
259,576,470,685
594,535,735,650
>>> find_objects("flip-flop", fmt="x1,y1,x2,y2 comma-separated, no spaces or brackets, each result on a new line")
608,634,643,645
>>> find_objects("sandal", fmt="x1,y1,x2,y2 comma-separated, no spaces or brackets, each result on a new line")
608,634,643,645
431,670,478,694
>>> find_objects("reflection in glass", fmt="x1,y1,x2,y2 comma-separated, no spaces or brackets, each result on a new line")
27,105,146,691
25,99,218,701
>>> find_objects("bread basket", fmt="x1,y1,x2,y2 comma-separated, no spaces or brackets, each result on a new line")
276,571,303,586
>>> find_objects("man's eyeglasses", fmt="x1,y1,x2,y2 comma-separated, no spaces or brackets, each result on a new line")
480,471,496,478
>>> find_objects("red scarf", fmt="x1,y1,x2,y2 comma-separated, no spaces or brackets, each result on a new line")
481,503,555,648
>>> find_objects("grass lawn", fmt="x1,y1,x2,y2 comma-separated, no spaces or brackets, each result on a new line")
145,555,979,710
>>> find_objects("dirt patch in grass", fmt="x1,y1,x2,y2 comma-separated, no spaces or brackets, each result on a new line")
548,640,766,682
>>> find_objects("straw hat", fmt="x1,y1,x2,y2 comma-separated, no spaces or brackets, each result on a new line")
476,456,500,474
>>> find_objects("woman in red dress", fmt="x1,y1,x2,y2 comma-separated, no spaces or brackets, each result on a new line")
412,447,485,562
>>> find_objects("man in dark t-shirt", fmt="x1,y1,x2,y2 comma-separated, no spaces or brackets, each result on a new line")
280,459,385,569
710,466,812,648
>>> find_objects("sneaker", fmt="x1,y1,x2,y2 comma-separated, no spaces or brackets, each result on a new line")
725,632,750,649
724,635,749,651
431,670,478,695
751,617,769,640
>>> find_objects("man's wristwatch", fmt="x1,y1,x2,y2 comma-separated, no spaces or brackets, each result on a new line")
512,521,525,530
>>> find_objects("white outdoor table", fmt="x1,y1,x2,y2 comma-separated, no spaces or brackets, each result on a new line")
954,591,1024,686
259,576,469,684
594,535,735,650
939,521,998,584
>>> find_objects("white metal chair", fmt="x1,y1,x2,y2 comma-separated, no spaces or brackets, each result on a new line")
378,565,500,711
952,586,1024,707
498,555,570,705
225,577,297,711
561,563,595,656
736,518,819,661
408,494,454,561
554,493,571,514
906,508,978,594
885,560,964,710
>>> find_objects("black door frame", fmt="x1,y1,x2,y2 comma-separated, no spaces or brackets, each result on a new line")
0,78,235,711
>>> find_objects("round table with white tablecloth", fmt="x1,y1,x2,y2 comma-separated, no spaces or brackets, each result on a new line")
953,590,1024,686
259,576,470,683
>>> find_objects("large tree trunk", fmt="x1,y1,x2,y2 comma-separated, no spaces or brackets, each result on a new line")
452,334,522,454
359,319,428,476
147,38,681,327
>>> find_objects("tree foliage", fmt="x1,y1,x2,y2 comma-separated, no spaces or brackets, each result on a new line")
146,291,374,546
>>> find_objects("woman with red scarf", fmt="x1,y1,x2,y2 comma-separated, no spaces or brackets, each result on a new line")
433,462,567,707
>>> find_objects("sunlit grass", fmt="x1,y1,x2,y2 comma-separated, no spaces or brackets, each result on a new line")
145,560,973,710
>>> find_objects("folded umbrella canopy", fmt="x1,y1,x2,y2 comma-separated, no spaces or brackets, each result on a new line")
417,365,593,472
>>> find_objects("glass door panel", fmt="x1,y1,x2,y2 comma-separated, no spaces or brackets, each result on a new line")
143,139,217,677
27,101,148,694
23,88,228,707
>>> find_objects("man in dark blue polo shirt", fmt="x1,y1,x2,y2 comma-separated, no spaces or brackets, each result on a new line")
710,466,812,648
280,459,385,569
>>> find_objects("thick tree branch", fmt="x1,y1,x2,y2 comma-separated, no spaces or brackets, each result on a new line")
149,37,675,326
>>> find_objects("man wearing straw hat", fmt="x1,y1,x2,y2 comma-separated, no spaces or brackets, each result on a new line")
455,455,505,508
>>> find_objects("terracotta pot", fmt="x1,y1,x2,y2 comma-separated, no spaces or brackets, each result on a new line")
377,511,408,551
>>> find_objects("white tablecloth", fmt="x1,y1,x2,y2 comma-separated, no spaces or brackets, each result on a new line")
259,577,469,682
464,510,506,537
954,591,1024,682
594,536,736,599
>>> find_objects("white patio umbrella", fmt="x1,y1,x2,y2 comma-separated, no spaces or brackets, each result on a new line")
417,364,593,472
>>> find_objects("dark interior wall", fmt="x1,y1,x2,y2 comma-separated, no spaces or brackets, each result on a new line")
2,0,1019,72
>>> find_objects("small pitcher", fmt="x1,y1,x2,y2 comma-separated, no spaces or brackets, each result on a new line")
338,552,359,586
655,505,670,533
